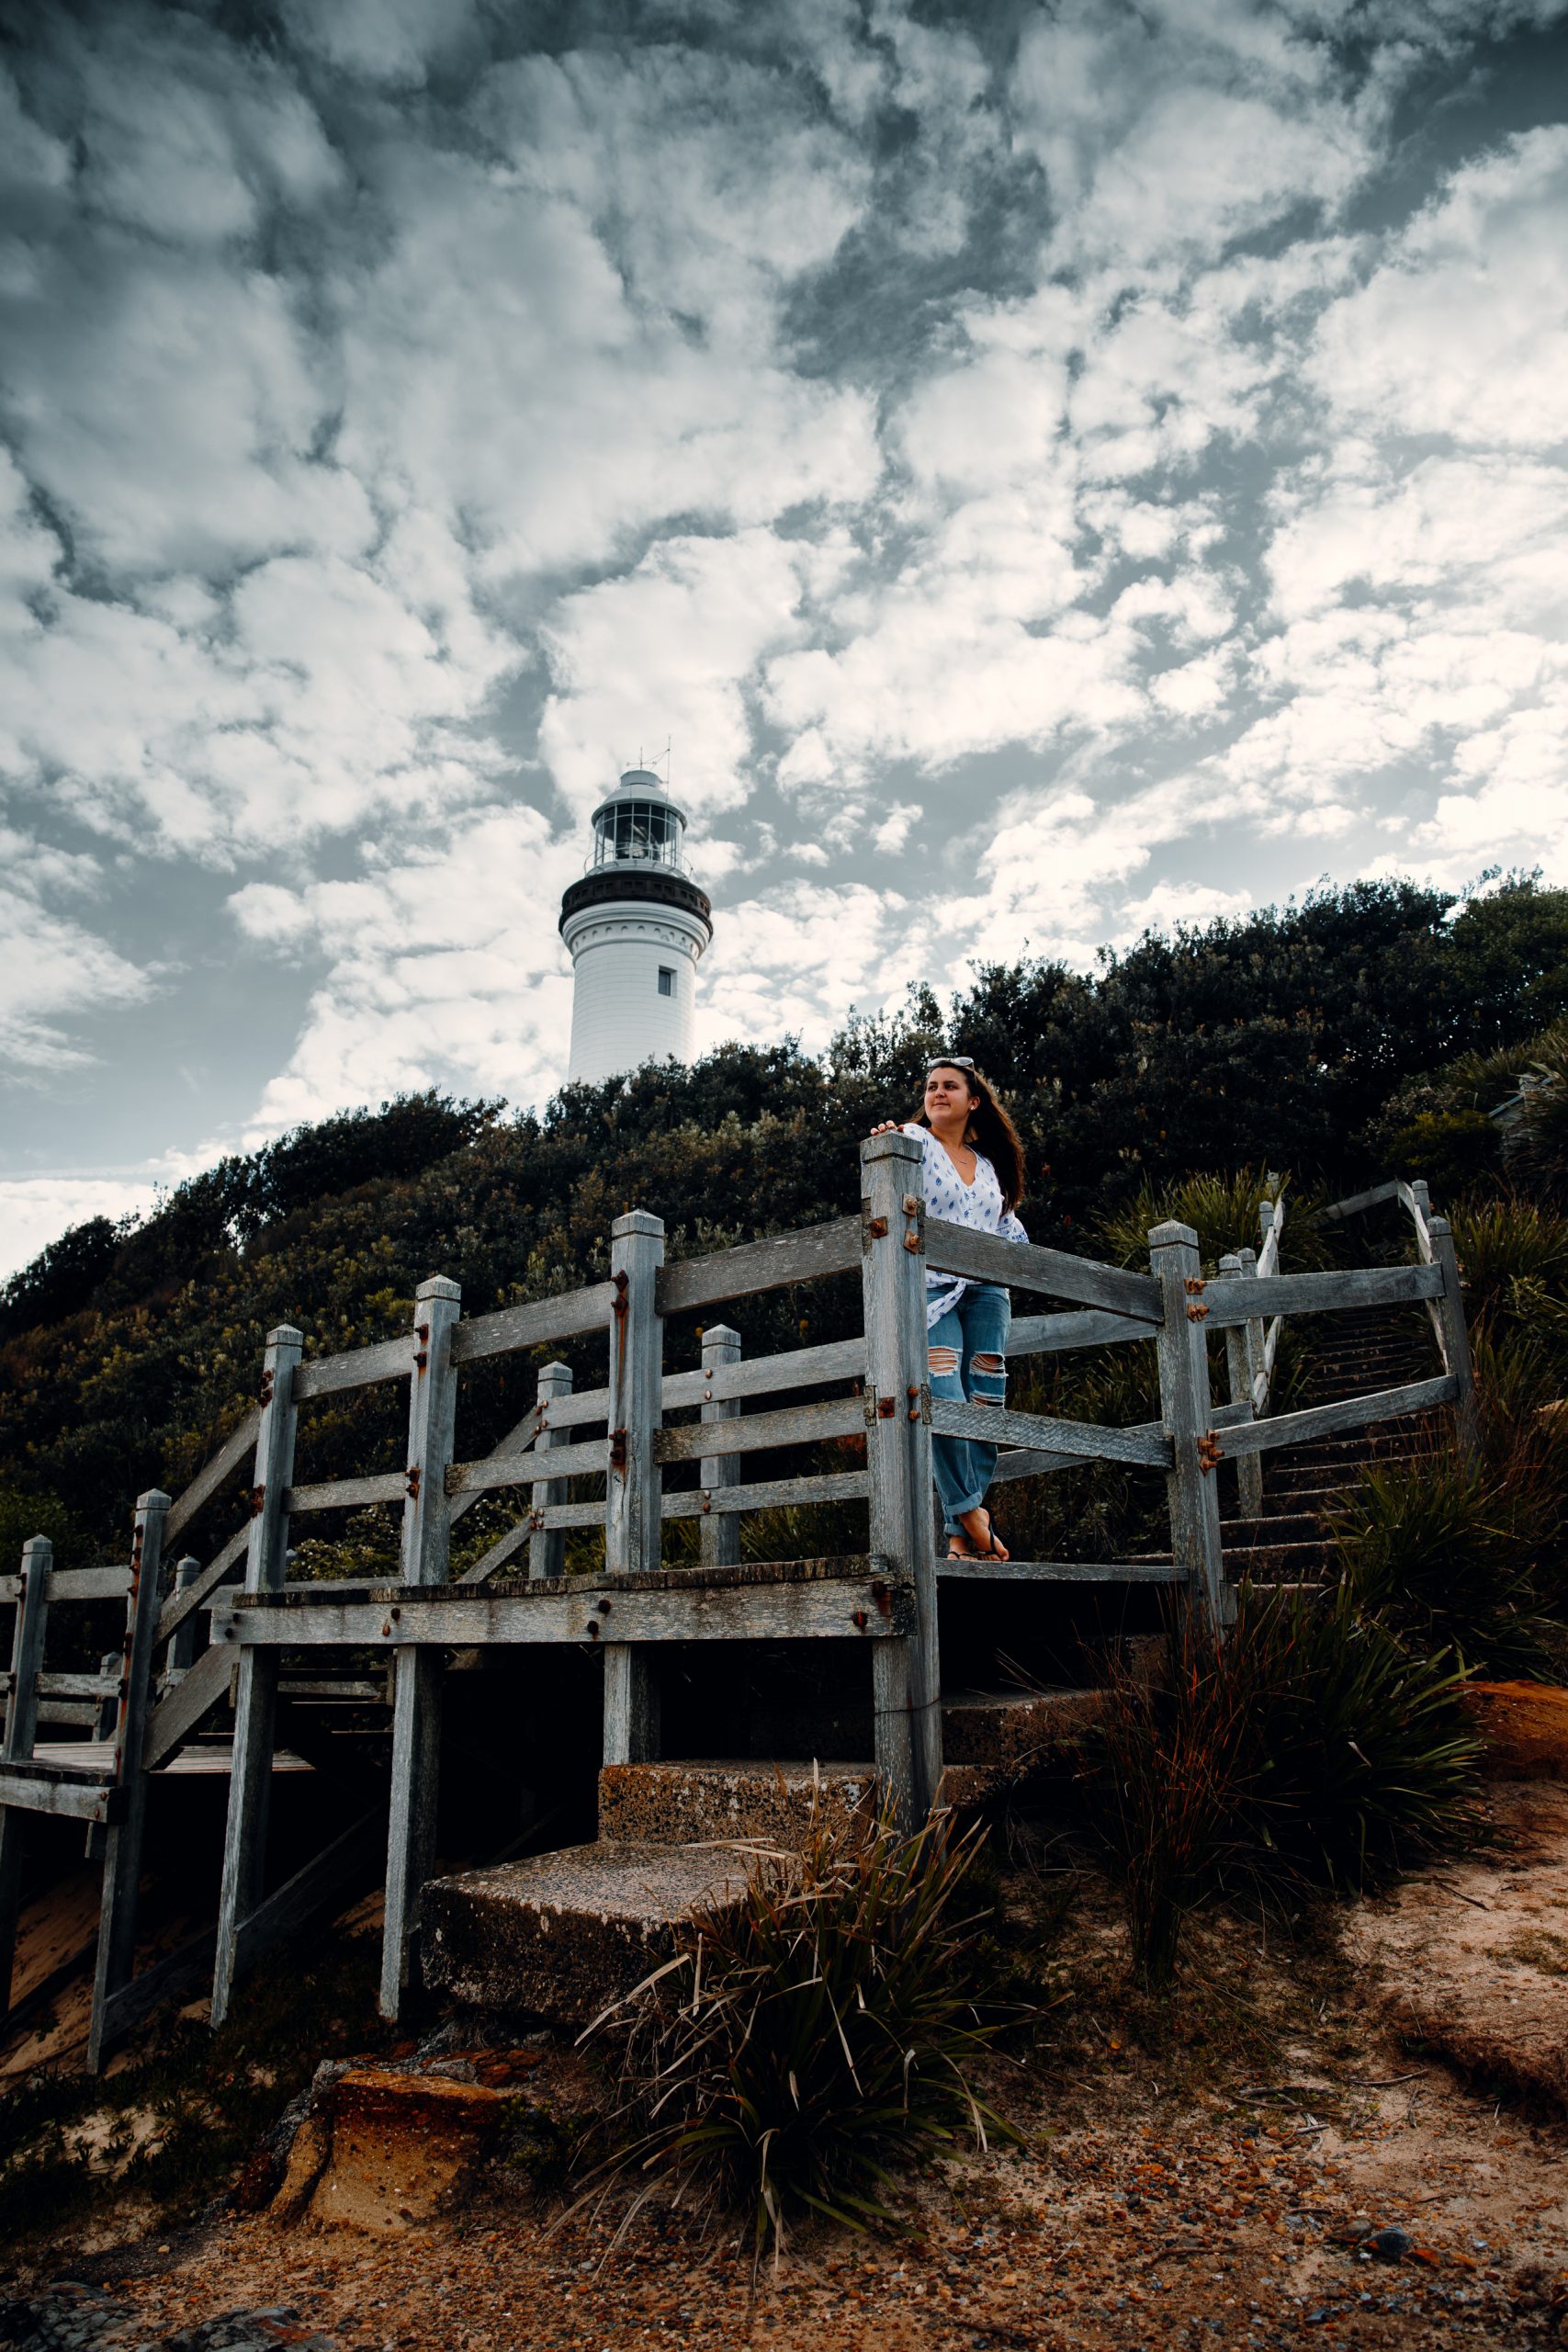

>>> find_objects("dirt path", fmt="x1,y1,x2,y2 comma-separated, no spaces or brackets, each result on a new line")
5,1785,1566,2350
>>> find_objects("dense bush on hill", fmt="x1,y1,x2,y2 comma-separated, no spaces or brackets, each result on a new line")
2,875,1566,1553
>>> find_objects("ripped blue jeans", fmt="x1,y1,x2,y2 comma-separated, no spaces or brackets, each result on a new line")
927,1282,1010,1535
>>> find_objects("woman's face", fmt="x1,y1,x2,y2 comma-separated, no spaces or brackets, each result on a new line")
924,1066,979,1131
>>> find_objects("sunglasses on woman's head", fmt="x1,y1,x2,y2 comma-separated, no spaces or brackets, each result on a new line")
926,1057,976,1074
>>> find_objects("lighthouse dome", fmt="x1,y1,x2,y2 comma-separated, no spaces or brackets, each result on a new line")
559,763,713,1086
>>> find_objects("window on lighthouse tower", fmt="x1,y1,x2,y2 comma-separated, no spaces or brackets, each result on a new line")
657,966,675,997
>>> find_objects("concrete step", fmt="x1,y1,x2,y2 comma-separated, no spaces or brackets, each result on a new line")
423,1839,750,2025
938,1685,1109,1802
1222,1540,1332,1577
598,1758,875,1846
1221,1511,1325,1544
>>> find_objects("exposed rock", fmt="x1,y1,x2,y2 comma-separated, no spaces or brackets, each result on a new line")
1464,1682,1568,1781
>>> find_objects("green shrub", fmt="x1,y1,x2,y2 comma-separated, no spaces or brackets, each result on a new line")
1382,1108,1500,1197
1078,1598,1481,1986
583,1804,1014,2258
1448,1198,1568,1334
1330,1453,1558,1679
1098,1170,1327,1277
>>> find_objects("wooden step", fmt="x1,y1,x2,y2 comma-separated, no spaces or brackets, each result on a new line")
598,1758,875,1846
423,1839,750,2025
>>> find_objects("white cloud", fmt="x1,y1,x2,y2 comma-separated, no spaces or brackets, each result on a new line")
0,1174,163,1283
1308,125,1568,448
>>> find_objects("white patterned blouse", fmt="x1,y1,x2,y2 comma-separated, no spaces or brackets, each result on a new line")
900,1124,1029,1329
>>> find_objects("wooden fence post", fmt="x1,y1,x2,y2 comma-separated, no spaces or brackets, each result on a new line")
381,1274,461,2020
699,1325,742,1569
1216,1253,1263,1521
165,1558,202,1682
861,1132,940,1825
603,1211,663,1767
1427,1215,1481,1466
0,1535,51,2018
212,1323,301,2028
89,1487,169,2070
529,1363,573,1581
1149,1221,1231,1635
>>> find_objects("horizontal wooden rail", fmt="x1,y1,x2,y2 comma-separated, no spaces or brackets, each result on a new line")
0,1566,132,1604
286,1472,408,1514
987,1398,1254,1487
1322,1179,1402,1220
451,1283,618,1366
923,1220,1162,1322
931,1396,1172,1470
292,1336,414,1401
1010,1306,1155,1356
164,1411,261,1544
663,1334,866,1408
156,1525,247,1647
1202,1264,1442,1327
654,1395,864,1465
212,1561,912,1647
447,1439,607,1497
1213,1374,1456,1460
937,1558,1187,1584
658,1218,863,1316
661,1468,870,1519
0,1759,122,1825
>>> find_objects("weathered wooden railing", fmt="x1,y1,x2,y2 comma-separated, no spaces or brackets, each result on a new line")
1,1136,1479,2055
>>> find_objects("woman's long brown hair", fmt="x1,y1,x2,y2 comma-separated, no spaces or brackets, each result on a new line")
917,1061,1027,1213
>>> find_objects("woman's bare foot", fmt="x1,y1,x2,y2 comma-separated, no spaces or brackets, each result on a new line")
957,1506,1009,1560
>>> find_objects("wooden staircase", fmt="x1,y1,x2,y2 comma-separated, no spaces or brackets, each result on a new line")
5,1155,1480,2052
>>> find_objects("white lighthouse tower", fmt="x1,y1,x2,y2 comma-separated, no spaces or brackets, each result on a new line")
559,766,714,1086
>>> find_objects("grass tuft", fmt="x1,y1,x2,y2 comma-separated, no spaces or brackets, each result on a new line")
581,1802,1018,2262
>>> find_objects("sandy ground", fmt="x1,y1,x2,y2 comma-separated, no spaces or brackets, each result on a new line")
6,1781,1568,2351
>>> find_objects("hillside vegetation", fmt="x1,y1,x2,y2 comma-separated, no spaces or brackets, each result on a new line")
4,874,1567,1557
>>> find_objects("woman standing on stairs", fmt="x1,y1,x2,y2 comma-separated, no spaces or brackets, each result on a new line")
870,1059,1029,1561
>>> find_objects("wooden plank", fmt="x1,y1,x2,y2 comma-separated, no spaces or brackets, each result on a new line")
1216,1255,1263,1521
286,1473,407,1514
529,1363,573,1582
1010,1307,1156,1356
860,1133,935,1826
698,1326,741,1570
156,1524,247,1647
44,1567,132,1602
1429,1217,1479,1463
449,1283,617,1365
658,1217,862,1316
0,1535,53,2014
604,1214,663,1769
0,1766,118,1824
234,1805,386,1977
446,1438,607,1496
929,1396,1170,1470
35,1702,101,1729
383,1275,460,2022
212,1574,913,1647
654,1394,865,1465
531,1499,608,1532
291,1336,413,1401
1323,1180,1401,1221
661,1469,869,1520
937,1558,1188,1584
164,1410,262,1544
1214,1374,1457,1460
923,1218,1162,1321
34,1673,119,1701
91,1487,171,2070
1201,1264,1443,1327
661,1334,866,1408
96,1927,217,2043
1150,1220,1230,1634
145,1641,231,1770
212,1324,300,2030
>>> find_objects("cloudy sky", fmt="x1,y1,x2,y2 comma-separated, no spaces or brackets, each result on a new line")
1,0,1565,1272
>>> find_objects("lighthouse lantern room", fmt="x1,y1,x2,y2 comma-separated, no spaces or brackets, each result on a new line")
559,766,714,1086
